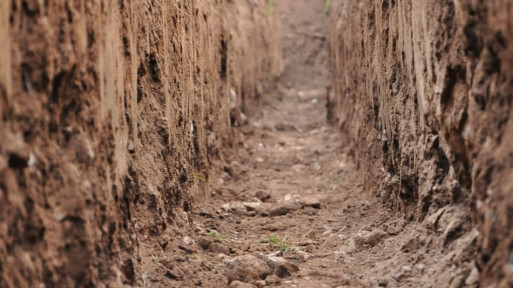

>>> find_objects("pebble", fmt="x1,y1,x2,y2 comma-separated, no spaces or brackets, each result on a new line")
255,191,271,202
222,202,247,214
269,202,303,217
354,229,387,248
296,251,310,262
298,240,317,246
300,196,322,209
275,122,297,131
267,256,299,278
465,262,479,285
225,255,271,284
197,237,211,250
183,237,193,245
209,243,230,256
242,202,263,211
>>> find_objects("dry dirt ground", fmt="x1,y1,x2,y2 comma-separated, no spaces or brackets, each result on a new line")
139,1,477,287
162,87,476,288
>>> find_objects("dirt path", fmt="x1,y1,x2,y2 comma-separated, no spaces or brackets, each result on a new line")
148,85,475,287
136,1,478,287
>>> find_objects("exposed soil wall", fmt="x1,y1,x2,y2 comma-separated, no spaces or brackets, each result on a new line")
328,0,513,286
0,1,281,286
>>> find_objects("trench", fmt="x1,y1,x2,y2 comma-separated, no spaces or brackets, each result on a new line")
1,0,513,287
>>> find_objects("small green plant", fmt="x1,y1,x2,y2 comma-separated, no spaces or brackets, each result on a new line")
266,0,275,28
192,171,206,182
267,235,296,252
335,172,348,183
206,230,232,243
268,235,280,245
324,0,331,17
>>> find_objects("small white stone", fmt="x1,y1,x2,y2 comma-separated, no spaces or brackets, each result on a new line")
27,153,36,167
230,89,237,109
53,210,64,221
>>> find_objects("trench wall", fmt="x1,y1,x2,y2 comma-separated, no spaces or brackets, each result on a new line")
0,0,282,286
328,0,513,285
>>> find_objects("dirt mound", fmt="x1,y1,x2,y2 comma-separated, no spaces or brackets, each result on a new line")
328,0,513,286
0,1,281,286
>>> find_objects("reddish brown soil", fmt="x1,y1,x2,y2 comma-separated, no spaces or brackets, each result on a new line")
1,0,512,287
0,1,281,286
328,0,513,287
131,1,479,287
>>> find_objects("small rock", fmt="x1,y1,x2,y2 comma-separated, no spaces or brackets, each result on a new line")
268,251,283,258
296,251,310,262
298,240,317,246
354,229,387,248
209,243,230,256
267,256,299,278
228,161,246,178
197,237,211,250
240,113,248,125
269,202,303,217
465,262,479,285
442,216,467,245
223,202,247,214
415,264,425,272
300,196,322,209
165,268,184,280
254,280,266,288
374,277,389,287
242,202,262,212
260,210,270,217
225,255,271,284
255,191,271,202
199,211,213,218
183,237,194,245
275,122,297,132
265,275,280,286
178,245,195,254
230,281,257,288
127,141,135,153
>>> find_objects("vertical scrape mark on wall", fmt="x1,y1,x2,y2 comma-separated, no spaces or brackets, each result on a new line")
163,1,172,147
130,0,138,152
0,0,13,116
412,1,426,123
